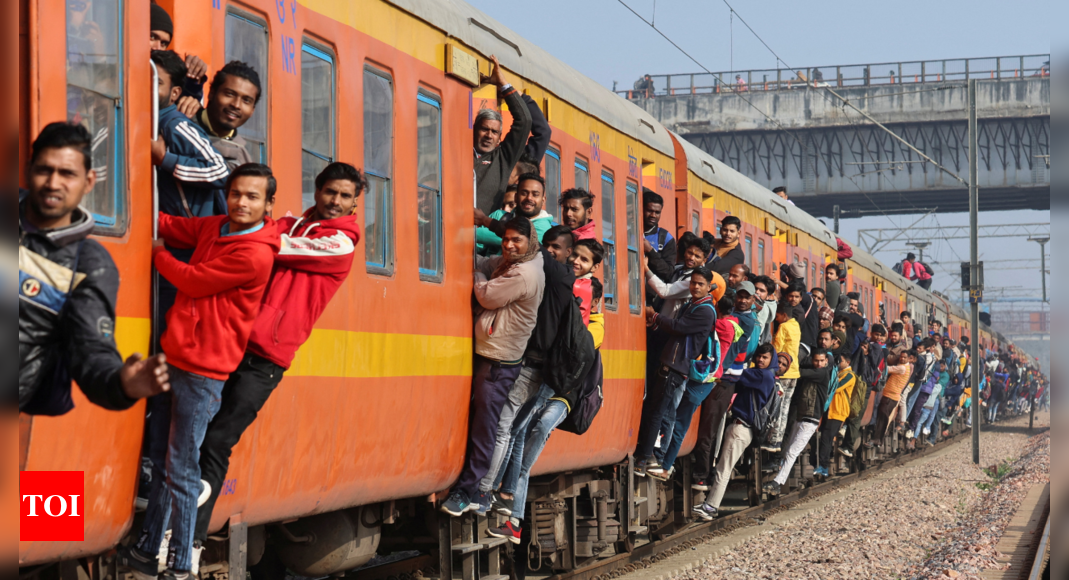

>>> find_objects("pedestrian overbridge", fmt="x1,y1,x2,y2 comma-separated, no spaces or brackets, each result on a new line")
625,55,1050,217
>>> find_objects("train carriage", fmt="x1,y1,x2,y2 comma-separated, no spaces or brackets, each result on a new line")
19,0,1024,578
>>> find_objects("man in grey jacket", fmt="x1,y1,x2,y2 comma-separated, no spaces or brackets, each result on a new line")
474,56,533,214
441,217,545,517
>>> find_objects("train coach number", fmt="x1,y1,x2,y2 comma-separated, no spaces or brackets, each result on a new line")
220,479,238,497
658,169,673,190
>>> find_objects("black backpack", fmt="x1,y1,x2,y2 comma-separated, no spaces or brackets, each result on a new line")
751,385,783,442
921,261,935,276
544,296,597,397
558,350,604,435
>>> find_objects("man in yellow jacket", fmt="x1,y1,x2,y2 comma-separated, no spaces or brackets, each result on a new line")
763,302,801,458
815,352,856,480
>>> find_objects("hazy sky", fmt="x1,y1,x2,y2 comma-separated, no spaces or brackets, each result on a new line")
466,0,1053,307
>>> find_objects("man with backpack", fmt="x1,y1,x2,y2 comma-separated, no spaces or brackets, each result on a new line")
642,189,677,294
636,267,719,478
485,276,603,544
693,343,780,521
474,225,577,520
20,123,172,414
815,352,857,480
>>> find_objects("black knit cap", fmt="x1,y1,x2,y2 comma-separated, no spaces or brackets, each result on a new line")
150,3,174,37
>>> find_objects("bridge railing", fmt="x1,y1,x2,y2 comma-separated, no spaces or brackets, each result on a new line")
618,54,1050,98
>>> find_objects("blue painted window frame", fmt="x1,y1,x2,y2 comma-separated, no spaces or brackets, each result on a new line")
601,172,617,311
416,92,443,282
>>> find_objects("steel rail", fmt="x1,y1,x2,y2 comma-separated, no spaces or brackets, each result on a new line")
1027,501,1051,580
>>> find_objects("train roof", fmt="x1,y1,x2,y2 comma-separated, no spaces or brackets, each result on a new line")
389,0,675,157
669,131,837,248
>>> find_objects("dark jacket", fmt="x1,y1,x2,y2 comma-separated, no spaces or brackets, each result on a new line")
729,354,779,427
525,249,577,363
157,103,231,218
707,244,745,277
521,94,551,164
651,295,716,375
796,364,833,420
475,85,533,214
799,293,821,348
18,194,135,412
644,226,677,299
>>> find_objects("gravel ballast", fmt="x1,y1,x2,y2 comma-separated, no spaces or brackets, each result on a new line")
671,412,1050,580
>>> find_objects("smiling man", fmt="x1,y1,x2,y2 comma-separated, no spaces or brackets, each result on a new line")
474,55,533,214
193,162,364,548
474,174,555,253
185,61,263,169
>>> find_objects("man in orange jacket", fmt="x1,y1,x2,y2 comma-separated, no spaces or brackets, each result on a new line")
119,164,281,580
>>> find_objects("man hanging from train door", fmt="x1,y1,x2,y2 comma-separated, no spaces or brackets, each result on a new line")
560,188,597,241
149,3,210,115
19,123,173,414
181,61,262,169
192,163,365,550
441,216,545,516
642,188,677,299
474,56,533,215
706,216,746,277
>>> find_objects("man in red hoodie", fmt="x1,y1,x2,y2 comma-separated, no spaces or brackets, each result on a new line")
193,163,364,546
120,164,281,580
560,188,597,240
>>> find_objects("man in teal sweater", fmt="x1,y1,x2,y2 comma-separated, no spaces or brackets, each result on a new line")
475,174,554,255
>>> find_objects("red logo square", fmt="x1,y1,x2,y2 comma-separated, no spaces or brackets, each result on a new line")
20,471,84,542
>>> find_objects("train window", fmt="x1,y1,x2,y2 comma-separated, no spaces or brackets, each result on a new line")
601,172,617,311
625,182,641,314
758,239,765,276
363,67,395,274
226,11,269,162
544,148,561,221
575,159,589,190
66,0,125,233
301,42,335,210
416,93,443,281
812,263,818,289
803,258,809,288
691,210,700,236
744,235,753,269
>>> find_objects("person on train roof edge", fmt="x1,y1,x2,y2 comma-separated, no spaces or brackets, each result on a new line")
642,189,677,295
475,173,555,254
560,187,597,241
193,163,365,547
19,122,172,414
182,61,263,171
118,164,281,580
150,2,209,112
474,55,533,215
440,216,545,518
472,225,576,522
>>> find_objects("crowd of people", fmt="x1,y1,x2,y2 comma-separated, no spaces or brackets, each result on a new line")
18,5,1048,579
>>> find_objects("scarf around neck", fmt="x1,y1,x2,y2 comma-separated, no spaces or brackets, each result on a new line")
492,224,540,279
714,238,739,258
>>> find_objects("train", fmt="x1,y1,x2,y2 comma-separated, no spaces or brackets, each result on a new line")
18,0,1019,578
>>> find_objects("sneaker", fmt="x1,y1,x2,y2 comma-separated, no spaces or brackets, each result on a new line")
116,545,161,580
492,495,514,517
135,457,153,512
813,467,829,481
197,480,211,508
160,570,194,580
758,444,779,453
487,521,522,545
648,466,673,482
691,478,710,491
838,425,847,437
922,427,931,436
191,545,203,577
906,429,915,439
838,447,854,458
475,492,494,517
762,481,781,496
634,459,649,478
440,490,473,517
941,417,953,425
692,503,718,521
647,458,661,470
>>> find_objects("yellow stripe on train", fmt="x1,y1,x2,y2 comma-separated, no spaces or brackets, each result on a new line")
116,318,646,381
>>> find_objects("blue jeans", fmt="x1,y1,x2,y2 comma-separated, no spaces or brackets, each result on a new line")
652,377,692,464
499,387,568,521
636,367,688,461
137,368,225,571
867,389,883,427
906,385,923,418
658,381,714,470
920,397,941,434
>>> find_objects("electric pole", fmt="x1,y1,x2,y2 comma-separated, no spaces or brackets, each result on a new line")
968,79,981,465
1028,237,1049,302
